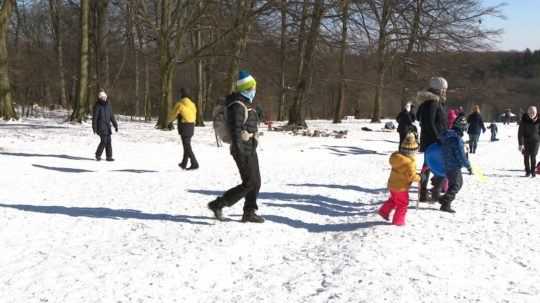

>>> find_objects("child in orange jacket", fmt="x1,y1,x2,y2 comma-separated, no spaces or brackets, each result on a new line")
378,133,421,226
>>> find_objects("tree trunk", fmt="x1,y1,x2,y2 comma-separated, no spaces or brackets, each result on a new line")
70,0,90,122
278,0,287,121
144,58,151,121
156,0,174,129
333,0,349,124
288,0,324,127
194,5,205,126
0,0,16,120
399,0,423,108
48,0,68,108
370,0,393,123
225,0,253,94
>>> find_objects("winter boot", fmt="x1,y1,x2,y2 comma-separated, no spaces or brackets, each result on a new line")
241,209,265,223
95,155,101,161
208,198,224,221
440,200,455,213
178,162,187,169
106,158,115,162
419,188,428,202
187,163,199,170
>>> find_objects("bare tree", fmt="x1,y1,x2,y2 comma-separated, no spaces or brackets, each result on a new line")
70,0,90,122
333,0,349,123
0,0,16,120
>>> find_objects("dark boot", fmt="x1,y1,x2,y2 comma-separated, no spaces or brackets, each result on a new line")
178,161,187,169
208,198,225,221
187,163,199,170
106,158,115,162
419,188,428,202
431,188,440,203
241,209,264,223
95,154,101,161
440,200,456,213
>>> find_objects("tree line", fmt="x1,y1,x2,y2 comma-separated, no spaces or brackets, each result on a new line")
0,0,512,127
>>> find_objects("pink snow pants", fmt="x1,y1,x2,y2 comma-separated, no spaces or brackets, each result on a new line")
378,190,409,226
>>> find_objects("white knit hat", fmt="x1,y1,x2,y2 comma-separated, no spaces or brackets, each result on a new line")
429,77,448,91
98,91,107,101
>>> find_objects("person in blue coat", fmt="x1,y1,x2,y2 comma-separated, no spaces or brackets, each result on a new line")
466,105,486,154
434,115,472,213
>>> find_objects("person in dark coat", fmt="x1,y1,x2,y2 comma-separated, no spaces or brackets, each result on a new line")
518,106,540,177
488,123,498,141
167,88,199,170
466,105,486,154
416,77,449,202
208,70,264,223
396,102,417,145
92,90,118,161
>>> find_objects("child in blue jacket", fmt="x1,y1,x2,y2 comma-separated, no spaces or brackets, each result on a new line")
434,116,472,213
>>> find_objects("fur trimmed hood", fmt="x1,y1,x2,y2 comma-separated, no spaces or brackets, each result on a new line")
416,91,440,103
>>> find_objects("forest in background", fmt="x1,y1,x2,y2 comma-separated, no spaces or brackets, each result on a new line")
1,0,538,126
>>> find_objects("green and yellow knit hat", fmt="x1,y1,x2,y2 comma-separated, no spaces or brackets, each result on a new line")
235,70,256,92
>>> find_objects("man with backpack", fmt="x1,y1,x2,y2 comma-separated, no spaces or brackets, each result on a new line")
208,70,264,223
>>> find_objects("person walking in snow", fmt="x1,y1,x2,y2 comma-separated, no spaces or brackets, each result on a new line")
416,77,449,202
92,90,118,161
488,122,498,142
396,102,417,146
518,106,540,178
167,88,199,170
466,105,486,154
208,70,264,223
433,116,472,213
378,133,421,226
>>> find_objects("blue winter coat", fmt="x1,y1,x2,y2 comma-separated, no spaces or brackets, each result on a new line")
439,129,471,172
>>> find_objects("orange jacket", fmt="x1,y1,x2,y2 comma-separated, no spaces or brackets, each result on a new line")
387,152,421,192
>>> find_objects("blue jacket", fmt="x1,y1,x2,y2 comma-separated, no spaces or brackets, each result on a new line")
439,130,471,172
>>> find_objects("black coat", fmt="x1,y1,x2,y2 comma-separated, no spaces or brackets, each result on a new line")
518,114,540,146
467,112,486,135
226,93,259,155
416,91,448,152
396,110,416,133
92,100,118,135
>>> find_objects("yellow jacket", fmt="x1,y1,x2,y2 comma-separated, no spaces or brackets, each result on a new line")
387,152,421,192
168,97,197,124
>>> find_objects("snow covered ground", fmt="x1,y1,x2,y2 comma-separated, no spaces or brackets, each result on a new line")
1,114,539,303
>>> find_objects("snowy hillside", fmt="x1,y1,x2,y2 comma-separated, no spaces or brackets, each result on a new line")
1,116,539,303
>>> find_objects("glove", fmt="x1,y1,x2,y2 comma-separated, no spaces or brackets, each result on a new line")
519,145,524,152
115,127,118,132
467,166,473,175
167,122,174,130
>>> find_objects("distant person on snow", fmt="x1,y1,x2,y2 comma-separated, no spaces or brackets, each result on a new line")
167,88,199,170
488,123,498,142
208,70,264,223
518,106,540,178
466,105,486,154
416,77,449,202
378,133,421,226
92,90,118,161
447,108,458,129
396,102,417,146
433,115,472,213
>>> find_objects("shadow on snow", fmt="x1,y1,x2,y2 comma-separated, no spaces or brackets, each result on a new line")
288,183,386,195
319,145,387,157
1,152,94,161
32,164,94,173
0,203,211,225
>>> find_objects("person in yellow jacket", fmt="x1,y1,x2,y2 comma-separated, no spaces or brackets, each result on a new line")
167,88,199,170
378,133,421,226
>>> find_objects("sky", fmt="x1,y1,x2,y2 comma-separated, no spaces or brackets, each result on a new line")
483,0,540,51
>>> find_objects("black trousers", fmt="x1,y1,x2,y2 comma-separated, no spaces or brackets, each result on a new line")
524,142,539,174
469,134,480,153
490,131,497,141
180,136,198,166
222,152,261,211
96,134,112,159
439,169,463,204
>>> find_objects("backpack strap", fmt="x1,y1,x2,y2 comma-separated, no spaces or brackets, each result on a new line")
227,100,250,125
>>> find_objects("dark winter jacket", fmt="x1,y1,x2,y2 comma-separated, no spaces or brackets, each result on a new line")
466,112,486,135
439,129,471,172
396,110,416,133
518,114,540,146
92,100,118,135
226,93,259,156
416,91,448,152
488,123,498,133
